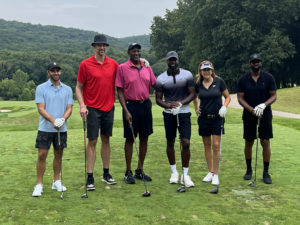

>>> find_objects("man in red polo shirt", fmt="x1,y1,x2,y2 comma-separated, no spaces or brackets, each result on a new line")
76,34,118,190
116,43,156,184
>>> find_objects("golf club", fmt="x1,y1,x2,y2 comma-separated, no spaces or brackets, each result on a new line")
58,130,64,200
81,120,88,198
210,119,224,194
249,118,260,187
176,114,186,193
129,124,151,197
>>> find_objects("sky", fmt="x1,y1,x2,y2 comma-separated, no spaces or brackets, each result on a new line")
0,0,178,38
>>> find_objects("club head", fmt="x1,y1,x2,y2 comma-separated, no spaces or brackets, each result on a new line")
60,195,63,200
177,186,186,193
248,181,256,187
142,191,151,197
209,187,219,194
81,193,88,198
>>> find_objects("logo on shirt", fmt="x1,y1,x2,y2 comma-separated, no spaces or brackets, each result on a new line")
212,85,216,88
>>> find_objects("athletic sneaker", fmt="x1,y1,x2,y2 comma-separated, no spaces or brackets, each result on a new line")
124,170,135,184
102,173,117,185
169,171,179,184
134,169,152,181
86,176,95,191
263,172,272,184
212,174,219,186
181,174,194,187
243,170,253,180
202,172,213,182
52,180,67,192
32,184,43,197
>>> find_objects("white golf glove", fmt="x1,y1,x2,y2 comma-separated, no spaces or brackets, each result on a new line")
253,103,266,117
140,58,150,67
218,106,227,118
171,103,182,115
54,118,65,128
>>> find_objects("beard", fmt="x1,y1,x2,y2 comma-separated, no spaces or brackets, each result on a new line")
251,65,261,73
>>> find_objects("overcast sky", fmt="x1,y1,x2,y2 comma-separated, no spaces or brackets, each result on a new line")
0,0,178,38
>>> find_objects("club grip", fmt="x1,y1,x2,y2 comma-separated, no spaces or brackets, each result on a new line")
83,120,86,131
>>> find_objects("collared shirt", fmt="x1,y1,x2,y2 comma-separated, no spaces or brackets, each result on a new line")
115,60,156,101
77,55,118,112
156,69,195,114
35,80,73,132
195,77,227,115
237,71,277,120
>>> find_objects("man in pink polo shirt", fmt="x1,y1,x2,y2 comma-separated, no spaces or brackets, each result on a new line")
116,43,156,184
76,34,118,190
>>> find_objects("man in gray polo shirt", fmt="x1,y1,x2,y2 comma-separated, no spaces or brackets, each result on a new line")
32,62,73,197
155,51,196,187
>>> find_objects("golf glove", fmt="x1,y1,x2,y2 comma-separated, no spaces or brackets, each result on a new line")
54,118,65,128
218,106,227,118
171,103,182,115
140,58,150,67
253,103,266,117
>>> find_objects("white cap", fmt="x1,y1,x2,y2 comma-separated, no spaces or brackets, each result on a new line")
200,62,213,70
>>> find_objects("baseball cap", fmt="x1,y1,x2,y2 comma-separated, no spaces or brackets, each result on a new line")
165,51,178,60
249,53,262,62
200,61,214,70
128,43,141,51
47,62,61,70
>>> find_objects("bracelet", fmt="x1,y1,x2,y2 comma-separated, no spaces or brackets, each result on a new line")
80,105,86,109
124,109,129,113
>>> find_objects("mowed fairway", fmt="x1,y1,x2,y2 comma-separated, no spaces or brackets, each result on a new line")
0,97,300,225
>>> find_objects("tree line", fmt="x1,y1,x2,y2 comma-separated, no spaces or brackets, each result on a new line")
150,0,300,91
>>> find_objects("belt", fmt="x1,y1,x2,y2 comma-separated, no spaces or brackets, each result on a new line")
126,99,149,104
201,114,218,119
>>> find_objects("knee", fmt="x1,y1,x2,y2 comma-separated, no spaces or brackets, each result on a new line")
181,139,190,150
260,139,270,148
167,139,175,149
38,151,48,161
88,139,98,147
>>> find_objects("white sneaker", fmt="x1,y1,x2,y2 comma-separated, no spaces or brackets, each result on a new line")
169,171,179,184
212,174,219,186
202,172,213,182
32,184,43,197
181,174,195,187
52,180,67,192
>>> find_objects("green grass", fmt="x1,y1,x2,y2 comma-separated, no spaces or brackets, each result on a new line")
0,99,300,225
272,86,300,114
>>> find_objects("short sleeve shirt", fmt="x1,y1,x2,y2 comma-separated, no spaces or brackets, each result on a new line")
115,60,156,101
155,69,195,114
195,77,227,115
237,71,277,119
35,80,73,132
77,55,118,112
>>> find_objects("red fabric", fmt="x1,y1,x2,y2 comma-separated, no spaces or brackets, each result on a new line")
77,55,118,112
115,60,156,100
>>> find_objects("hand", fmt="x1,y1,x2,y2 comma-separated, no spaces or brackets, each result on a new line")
195,108,201,117
218,106,227,118
140,58,150,67
253,103,266,117
54,118,65,128
170,103,182,115
80,105,88,121
124,110,132,125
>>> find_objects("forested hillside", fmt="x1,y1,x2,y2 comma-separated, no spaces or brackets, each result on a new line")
0,19,154,100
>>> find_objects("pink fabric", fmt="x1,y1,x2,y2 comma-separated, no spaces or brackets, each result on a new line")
115,60,156,100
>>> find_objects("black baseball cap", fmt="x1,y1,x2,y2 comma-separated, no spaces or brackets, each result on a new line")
47,62,61,70
128,43,141,51
249,53,262,62
166,51,178,60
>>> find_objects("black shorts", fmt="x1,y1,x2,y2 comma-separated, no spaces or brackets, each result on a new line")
123,99,153,139
243,116,273,141
163,112,191,140
87,106,114,139
35,131,67,150
197,115,224,136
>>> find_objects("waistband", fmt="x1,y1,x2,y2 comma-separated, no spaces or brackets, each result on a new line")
125,99,150,104
200,114,219,119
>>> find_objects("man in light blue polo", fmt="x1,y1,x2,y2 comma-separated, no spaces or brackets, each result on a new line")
32,62,73,197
